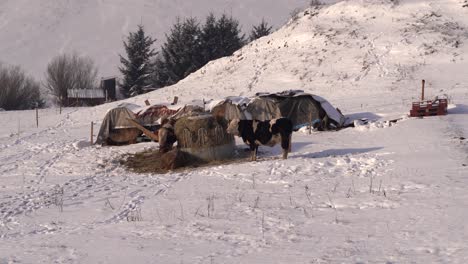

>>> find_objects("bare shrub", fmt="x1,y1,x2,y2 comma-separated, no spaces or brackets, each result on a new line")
44,53,98,106
0,63,43,110
290,8,303,22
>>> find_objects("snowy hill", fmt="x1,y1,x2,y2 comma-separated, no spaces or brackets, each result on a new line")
1,1,468,263
122,0,468,113
0,0,321,79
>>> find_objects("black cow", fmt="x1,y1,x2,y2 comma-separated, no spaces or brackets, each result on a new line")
227,118,293,161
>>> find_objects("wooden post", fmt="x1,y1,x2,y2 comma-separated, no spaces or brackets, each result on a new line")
90,121,94,144
59,96,62,114
171,96,179,105
421,79,425,101
36,108,39,128
308,113,312,135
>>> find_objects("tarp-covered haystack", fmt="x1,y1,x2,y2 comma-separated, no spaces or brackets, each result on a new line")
96,107,142,145
210,96,251,120
171,104,206,120
256,90,346,130
174,114,235,161
136,105,179,127
247,97,283,121
211,90,345,130
210,96,282,121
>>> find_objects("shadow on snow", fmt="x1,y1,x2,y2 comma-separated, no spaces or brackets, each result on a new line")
293,147,383,159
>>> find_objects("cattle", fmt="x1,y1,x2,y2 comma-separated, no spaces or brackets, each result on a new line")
158,118,177,153
227,118,293,161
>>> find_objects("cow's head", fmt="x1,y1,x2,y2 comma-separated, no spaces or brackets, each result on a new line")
226,119,240,136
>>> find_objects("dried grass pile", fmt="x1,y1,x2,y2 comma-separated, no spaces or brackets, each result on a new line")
121,149,204,173
120,148,249,174
174,114,235,161
175,115,233,149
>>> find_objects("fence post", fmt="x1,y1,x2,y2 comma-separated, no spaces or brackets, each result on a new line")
171,96,179,105
36,108,39,128
421,79,425,101
91,121,94,144
308,113,312,135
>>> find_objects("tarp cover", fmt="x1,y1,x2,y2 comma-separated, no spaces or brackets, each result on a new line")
256,90,346,129
311,95,346,127
211,96,282,121
171,105,206,120
96,107,137,145
276,96,323,127
136,105,179,126
211,97,252,120
211,90,345,129
246,97,282,121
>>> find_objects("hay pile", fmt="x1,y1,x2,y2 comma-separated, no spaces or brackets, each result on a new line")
174,115,233,149
120,147,249,174
121,149,204,173
121,114,239,173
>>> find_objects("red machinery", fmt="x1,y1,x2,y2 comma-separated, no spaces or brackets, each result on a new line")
409,80,448,117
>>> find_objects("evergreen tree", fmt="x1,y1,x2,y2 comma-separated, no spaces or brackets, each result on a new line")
249,19,273,42
153,18,203,87
152,14,246,88
200,13,218,64
151,54,170,89
200,13,246,65
119,25,157,97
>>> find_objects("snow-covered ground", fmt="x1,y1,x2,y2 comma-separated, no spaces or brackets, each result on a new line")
1,0,468,263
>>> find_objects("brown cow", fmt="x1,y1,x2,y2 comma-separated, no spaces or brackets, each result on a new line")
158,118,177,153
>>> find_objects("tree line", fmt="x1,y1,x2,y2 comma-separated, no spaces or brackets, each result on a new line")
120,13,273,97
0,13,273,110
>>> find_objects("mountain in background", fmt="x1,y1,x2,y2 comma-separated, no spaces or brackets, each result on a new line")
0,0,339,80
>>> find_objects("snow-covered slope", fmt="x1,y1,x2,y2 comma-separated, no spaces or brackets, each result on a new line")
0,0,320,79
1,1,468,263
122,0,468,113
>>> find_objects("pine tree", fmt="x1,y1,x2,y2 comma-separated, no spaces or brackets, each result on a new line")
249,19,273,42
152,14,246,88
153,18,203,87
202,13,246,63
119,25,157,97
200,13,218,64
151,54,170,88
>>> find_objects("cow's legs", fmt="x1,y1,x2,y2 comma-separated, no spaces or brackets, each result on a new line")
282,148,288,159
288,134,292,153
251,145,258,161
281,134,291,159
